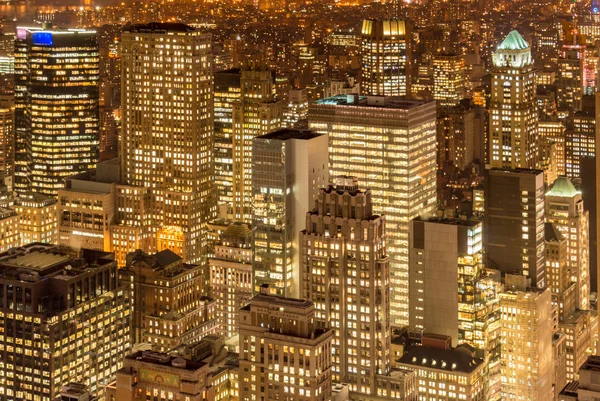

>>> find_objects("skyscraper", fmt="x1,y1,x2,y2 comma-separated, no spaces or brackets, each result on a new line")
15,27,99,196
360,19,411,97
300,177,390,392
0,93,14,180
432,53,466,107
557,34,585,111
0,243,131,400
565,110,595,179
119,23,214,265
309,95,437,326
232,67,283,222
489,30,537,169
252,129,328,298
484,168,546,289
546,176,590,310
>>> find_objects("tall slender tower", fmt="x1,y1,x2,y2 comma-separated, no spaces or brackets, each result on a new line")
489,30,537,169
361,19,411,97
15,27,99,196
300,177,390,393
119,22,214,265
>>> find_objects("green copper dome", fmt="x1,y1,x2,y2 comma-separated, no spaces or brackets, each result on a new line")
546,176,580,198
497,30,529,51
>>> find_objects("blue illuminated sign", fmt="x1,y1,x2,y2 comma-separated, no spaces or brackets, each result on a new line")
32,32,53,46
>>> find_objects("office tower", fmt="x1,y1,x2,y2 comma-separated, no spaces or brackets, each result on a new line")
0,33,14,75
214,69,242,212
557,36,585,111
14,27,99,196
284,88,309,128
484,169,546,289
120,23,214,265
120,249,216,351
489,30,537,169
0,244,130,400
58,158,119,251
232,67,283,222
300,177,390,392
538,119,566,176
106,351,213,400
360,19,411,96
500,282,553,401
252,129,328,298
239,286,334,401
0,208,19,251
545,223,576,321
559,356,600,400
432,53,466,107
13,193,58,245
408,217,502,398
309,95,437,326
566,111,595,179
537,138,559,186
209,221,252,340
546,177,590,310
436,103,475,170
396,335,488,401
0,93,14,179
559,310,598,381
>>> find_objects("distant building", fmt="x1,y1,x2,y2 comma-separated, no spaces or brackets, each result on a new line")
0,243,130,400
14,192,57,245
361,19,411,97
489,31,537,169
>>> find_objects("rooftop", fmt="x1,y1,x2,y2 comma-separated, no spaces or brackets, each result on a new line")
124,22,196,33
314,94,429,110
5,251,71,270
582,355,600,372
546,176,580,198
126,350,205,371
498,30,529,51
257,129,322,141
414,216,481,227
398,345,484,374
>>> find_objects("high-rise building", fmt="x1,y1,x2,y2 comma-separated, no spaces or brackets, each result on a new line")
408,217,502,398
360,19,411,97
57,158,119,252
300,177,390,392
119,249,216,352
546,176,590,310
0,93,14,180
252,129,328,298
396,335,488,401
0,207,19,252
489,30,537,169
559,310,598,381
15,27,99,196
232,67,283,222
559,356,600,401
119,23,214,265
0,243,130,400
432,53,465,107
545,223,576,322
538,119,566,176
484,169,546,289
565,111,595,179
499,281,553,401
309,95,437,326
214,68,242,212
284,88,309,128
557,35,586,111
239,286,334,401
209,221,253,340
436,103,476,170
13,192,58,245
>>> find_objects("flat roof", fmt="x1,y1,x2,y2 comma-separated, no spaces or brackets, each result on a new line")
257,129,322,141
127,351,205,371
314,94,430,110
6,251,71,270
124,22,196,33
